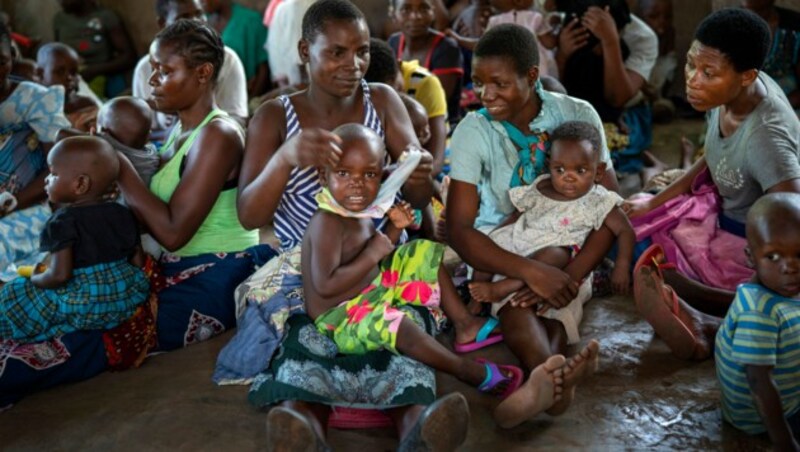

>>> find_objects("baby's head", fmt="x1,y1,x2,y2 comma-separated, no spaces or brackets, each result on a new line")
638,0,673,38
400,93,431,146
11,58,39,83
45,136,119,205
547,121,605,199
746,193,800,298
365,38,403,90
36,42,81,95
322,123,386,213
97,96,153,150
489,0,534,13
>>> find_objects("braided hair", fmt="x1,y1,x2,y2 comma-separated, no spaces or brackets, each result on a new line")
154,19,224,84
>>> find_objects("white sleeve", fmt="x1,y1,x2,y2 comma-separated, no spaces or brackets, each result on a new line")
621,15,658,81
215,47,249,119
132,55,151,100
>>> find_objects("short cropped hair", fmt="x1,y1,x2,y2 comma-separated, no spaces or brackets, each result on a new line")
474,24,539,76
302,0,365,42
694,8,770,72
550,121,602,157
155,19,225,83
365,38,399,84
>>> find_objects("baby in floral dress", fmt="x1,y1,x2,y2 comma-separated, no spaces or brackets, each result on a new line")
303,123,539,401
469,121,635,344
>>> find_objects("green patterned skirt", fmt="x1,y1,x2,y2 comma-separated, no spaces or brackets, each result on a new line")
314,239,445,354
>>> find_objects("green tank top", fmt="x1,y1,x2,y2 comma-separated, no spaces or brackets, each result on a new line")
149,109,257,257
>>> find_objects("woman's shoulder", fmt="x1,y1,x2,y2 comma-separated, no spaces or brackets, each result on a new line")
201,114,245,148
251,96,292,126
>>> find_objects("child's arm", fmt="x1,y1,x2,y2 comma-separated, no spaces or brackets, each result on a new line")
746,365,800,451
603,206,635,295
385,202,415,244
30,247,73,289
444,29,478,51
537,31,559,50
129,244,145,268
306,213,394,312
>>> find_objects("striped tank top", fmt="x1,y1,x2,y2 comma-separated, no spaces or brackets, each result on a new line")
273,80,389,250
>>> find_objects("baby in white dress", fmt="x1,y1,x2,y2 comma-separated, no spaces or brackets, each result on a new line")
470,121,634,344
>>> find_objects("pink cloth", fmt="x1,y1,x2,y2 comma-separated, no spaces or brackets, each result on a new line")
631,168,753,291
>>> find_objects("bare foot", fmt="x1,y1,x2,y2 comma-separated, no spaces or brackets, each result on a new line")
546,339,600,416
493,354,566,428
635,266,717,360
453,315,501,346
658,284,716,360
468,281,501,303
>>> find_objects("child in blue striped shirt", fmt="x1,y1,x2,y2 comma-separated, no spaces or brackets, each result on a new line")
715,193,800,449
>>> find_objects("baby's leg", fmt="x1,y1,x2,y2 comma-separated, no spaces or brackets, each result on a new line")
436,264,501,346
469,247,572,303
394,316,494,388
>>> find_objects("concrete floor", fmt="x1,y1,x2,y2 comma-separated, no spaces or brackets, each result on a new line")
0,118,771,450
0,294,771,450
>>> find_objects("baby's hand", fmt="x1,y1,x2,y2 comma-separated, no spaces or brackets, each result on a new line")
611,265,631,295
101,182,120,202
367,232,395,262
387,202,415,230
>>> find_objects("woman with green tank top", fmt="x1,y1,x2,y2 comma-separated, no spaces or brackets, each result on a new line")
117,20,271,351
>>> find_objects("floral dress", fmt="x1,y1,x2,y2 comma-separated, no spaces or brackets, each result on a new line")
315,240,444,355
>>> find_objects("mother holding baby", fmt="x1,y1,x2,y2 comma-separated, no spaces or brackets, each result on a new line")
214,1,496,449
1,19,261,406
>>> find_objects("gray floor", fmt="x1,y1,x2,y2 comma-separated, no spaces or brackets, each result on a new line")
1,118,770,450
0,293,770,450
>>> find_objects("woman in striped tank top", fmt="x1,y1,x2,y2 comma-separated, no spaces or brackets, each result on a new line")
215,1,501,449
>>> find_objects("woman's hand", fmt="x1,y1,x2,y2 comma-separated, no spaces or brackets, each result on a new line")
581,6,619,44
281,128,343,169
406,147,434,185
510,262,579,309
557,18,590,60
621,197,653,219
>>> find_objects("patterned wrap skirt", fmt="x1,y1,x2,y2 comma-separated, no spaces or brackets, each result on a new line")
0,259,149,343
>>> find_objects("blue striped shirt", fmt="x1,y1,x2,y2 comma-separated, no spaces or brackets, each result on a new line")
715,283,800,434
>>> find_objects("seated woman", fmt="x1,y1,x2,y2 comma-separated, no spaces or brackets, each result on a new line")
0,19,263,408
625,8,800,361
447,24,616,425
117,19,262,351
53,0,137,99
742,0,800,111
388,0,464,127
557,0,657,174
215,1,495,448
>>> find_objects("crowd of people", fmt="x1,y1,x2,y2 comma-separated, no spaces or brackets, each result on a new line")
0,0,799,449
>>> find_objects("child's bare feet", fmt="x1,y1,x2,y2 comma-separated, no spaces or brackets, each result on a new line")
493,354,566,428
468,281,501,303
468,278,522,303
546,339,600,416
